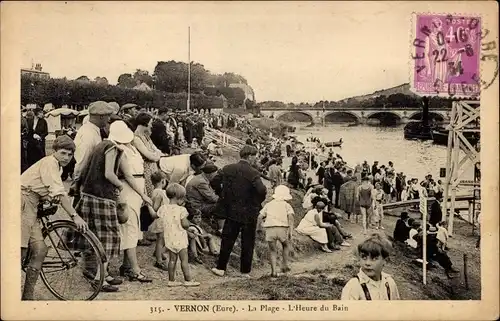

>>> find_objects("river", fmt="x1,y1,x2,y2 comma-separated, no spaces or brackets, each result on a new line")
287,123,474,182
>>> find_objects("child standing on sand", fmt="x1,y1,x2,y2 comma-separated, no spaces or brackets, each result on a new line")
372,182,385,230
258,185,295,277
158,183,200,287
341,233,400,300
149,171,169,270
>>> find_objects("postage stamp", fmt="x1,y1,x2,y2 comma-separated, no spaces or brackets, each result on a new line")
411,13,482,97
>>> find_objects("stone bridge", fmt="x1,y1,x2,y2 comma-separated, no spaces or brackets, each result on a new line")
259,107,450,125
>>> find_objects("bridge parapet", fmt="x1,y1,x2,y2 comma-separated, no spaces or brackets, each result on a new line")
259,108,449,125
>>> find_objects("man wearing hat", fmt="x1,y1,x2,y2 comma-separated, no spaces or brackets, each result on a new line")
121,104,139,131
70,101,114,206
210,145,267,277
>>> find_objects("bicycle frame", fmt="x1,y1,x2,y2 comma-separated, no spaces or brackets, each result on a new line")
40,217,108,266
23,217,108,271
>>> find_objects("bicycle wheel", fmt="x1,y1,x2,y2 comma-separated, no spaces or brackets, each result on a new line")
39,220,106,300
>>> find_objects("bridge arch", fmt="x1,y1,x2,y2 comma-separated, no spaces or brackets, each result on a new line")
276,111,314,123
366,111,402,126
324,111,360,123
408,111,445,122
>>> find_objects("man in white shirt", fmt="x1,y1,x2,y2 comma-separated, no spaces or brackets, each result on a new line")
70,101,114,206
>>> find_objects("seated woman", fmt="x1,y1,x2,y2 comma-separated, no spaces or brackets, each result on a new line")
185,153,222,231
310,194,352,242
295,201,343,252
302,186,323,210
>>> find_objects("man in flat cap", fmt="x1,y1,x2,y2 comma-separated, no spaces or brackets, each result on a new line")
69,101,114,279
70,101,114,205
121,104,139,131
210,145,267,278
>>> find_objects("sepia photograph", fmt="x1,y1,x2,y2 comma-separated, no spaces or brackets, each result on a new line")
1,1,498,320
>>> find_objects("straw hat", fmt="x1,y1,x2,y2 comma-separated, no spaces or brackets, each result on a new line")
108,120,134,144
272,185,292,201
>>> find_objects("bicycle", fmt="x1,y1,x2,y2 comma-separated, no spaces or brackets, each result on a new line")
21,200,107,300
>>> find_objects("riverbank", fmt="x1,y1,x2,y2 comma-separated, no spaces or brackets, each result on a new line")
30,120,480,301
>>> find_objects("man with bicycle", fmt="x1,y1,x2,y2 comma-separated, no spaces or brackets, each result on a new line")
21,135,88,300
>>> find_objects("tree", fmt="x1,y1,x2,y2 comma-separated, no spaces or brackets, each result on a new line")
117,73,136,88
75,76,90,83
94,76,109,86
133,69,154,87
153,60,209,94
20,75,225,111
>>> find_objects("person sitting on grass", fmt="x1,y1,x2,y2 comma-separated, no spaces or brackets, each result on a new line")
187,210,219,264
415,224,459,278
341,233,400,300
296,201,341,252
158,183,200,287
405,219,419,249
393,211,411,243
310,193,353,242
258,185,295,277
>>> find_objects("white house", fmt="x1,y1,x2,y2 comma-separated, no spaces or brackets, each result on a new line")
229,83,255,102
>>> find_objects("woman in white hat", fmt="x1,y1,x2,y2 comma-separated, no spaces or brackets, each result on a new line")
107,121,155,283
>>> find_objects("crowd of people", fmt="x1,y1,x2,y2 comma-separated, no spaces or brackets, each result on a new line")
20,100,464,301
20,101,298,299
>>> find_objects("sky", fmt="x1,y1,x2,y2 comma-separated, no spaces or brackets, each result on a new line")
7,1,485,103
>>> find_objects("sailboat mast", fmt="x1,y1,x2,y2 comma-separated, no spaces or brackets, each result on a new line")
187,26,191,112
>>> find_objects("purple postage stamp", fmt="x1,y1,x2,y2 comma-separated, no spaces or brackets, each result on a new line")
410,13,481,98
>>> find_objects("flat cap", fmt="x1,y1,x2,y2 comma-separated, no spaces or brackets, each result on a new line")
89,101,114,115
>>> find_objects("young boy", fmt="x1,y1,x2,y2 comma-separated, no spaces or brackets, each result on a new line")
21,135,88,299
341,233,400,300
258,185,295,277
187,210,219,264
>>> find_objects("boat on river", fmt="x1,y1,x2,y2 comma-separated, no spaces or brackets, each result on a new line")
324,138,343,147
403,121,433,140
431,128,480,146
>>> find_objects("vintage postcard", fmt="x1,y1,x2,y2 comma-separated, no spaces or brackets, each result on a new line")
1,1,498,320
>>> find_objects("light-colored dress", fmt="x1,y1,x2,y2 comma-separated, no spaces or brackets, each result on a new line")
148,188,170,234
160,204,189,253
118,144,145,250
135,131,161,197
295,209,328,244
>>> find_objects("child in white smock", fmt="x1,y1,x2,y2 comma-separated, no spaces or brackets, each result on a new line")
158,183,200,287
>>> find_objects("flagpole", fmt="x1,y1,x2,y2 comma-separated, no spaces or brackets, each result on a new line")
187,26,191,112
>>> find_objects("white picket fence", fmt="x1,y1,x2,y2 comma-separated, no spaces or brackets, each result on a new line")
204,127,245,152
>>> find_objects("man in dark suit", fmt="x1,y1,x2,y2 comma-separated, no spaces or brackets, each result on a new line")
26,108,48,167
210,145,267,277
332,166,344,208
150,107,172,154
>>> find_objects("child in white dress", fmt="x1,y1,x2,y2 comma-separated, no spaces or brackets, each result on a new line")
158,183,200,287
148,171,169,270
